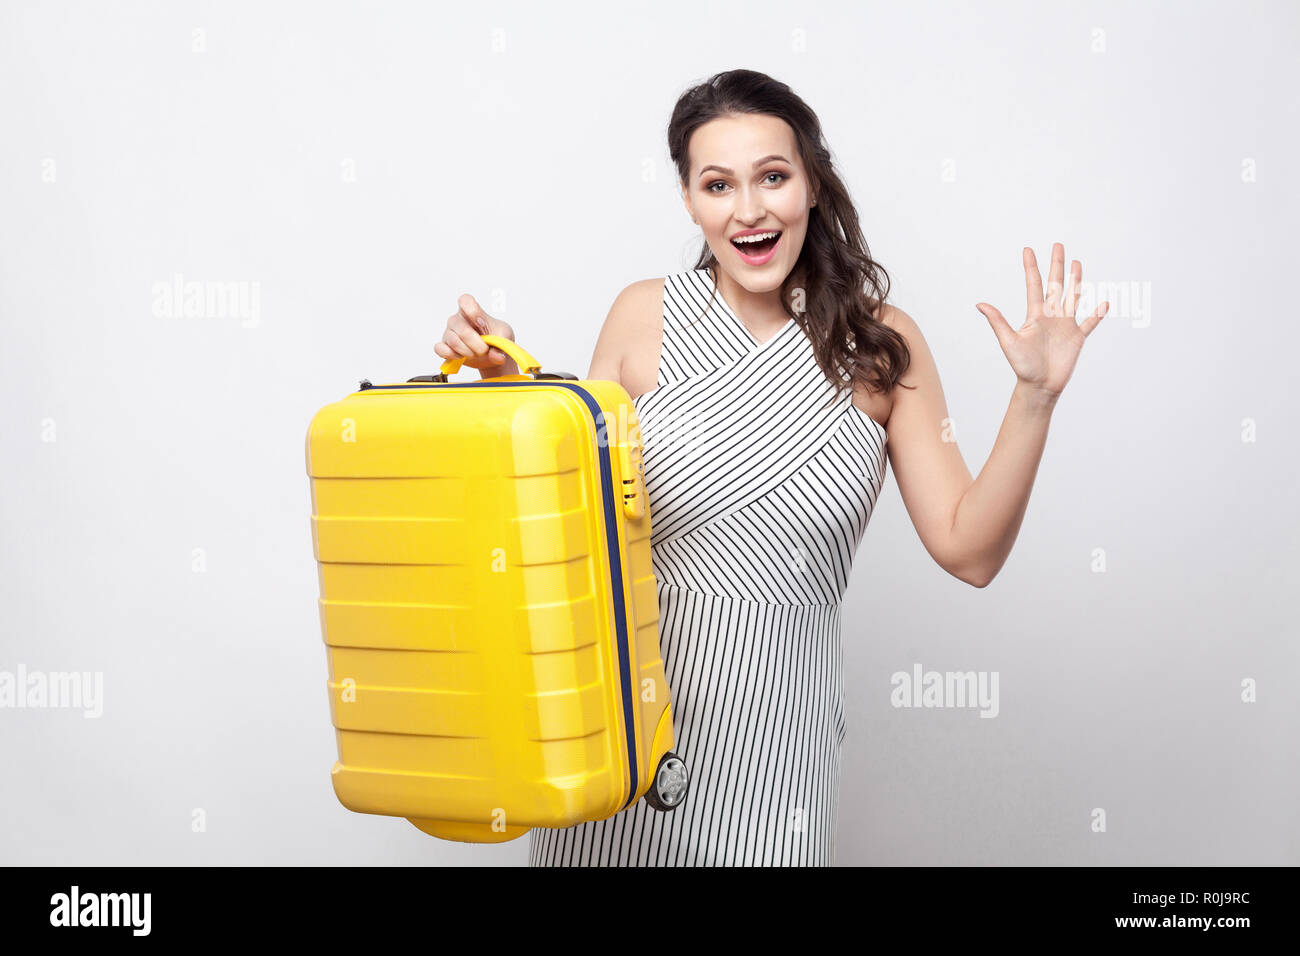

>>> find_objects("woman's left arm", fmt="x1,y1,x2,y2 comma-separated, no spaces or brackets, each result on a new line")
882,242,1109,588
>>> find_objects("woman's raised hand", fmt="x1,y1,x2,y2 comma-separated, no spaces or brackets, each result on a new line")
436,294,518,378
975,242,1109,400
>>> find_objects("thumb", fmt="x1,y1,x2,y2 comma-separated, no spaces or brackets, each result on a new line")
976,303,1015,349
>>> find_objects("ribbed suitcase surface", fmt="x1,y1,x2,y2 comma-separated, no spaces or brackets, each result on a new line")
306,336,683,842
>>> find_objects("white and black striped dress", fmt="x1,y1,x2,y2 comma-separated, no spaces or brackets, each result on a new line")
528,267,889,866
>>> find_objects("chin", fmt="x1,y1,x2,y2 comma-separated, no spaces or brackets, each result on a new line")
718,260,792,294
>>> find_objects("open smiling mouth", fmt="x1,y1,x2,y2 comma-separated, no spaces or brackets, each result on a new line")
731,231,782,261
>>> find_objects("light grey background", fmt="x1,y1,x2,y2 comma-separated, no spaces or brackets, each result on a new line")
1,0,1296,866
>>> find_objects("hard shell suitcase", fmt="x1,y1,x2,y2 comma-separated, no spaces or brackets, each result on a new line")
306,334,689,842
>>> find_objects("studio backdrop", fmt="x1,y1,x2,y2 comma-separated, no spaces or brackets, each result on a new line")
0,0,1295,865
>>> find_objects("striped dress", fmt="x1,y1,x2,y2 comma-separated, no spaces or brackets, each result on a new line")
527,267,889,866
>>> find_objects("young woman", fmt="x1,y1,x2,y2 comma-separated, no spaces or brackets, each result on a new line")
438,69,1108,866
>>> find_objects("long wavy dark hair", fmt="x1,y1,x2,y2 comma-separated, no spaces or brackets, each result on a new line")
667,69,911,407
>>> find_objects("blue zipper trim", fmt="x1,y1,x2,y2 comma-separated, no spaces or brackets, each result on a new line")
360,380,641,811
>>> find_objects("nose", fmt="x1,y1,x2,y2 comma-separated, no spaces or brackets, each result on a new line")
734,183,765,224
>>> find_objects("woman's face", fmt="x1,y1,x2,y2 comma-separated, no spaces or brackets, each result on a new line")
682,113,814,293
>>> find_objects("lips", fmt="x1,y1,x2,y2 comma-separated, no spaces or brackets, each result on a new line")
730,231,782,265
730,232,781,255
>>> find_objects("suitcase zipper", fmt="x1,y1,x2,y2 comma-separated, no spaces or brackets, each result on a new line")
355,380,643,811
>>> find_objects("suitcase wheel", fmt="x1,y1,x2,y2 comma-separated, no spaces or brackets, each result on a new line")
643,751,689,812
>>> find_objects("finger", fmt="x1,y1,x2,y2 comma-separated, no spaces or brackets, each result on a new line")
1045,242,1065,314
1079,301,1109,338
458,293,492,333
976,302,1016,350
435,339,490,363
449,325,504,364
445,329,478,359
1023,247,1044,313
457,312,500,355
1064,259,1081,318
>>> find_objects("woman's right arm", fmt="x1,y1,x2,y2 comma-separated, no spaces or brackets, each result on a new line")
439,281,650,388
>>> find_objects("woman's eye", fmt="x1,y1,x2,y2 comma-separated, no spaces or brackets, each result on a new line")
707,172,785,193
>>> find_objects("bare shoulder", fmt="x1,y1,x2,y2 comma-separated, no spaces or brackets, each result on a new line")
616,277,665,320
850,301,920,430
868,300,951,431
882,302,944,388
877,301,920,340
876,302,936,386
587,277,665,395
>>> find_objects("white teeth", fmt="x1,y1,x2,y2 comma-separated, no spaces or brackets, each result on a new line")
732,231,780,244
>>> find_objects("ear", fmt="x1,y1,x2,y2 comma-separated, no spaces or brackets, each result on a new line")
681,184,696,224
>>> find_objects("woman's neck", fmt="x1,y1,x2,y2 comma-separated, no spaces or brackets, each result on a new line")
712,264,792,329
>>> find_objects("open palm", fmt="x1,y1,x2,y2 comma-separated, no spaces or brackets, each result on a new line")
976,242,1109,398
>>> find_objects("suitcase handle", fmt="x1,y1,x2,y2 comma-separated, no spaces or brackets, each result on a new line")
434,334,542,379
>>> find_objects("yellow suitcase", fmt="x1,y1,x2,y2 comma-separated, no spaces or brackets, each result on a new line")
305,335,689,843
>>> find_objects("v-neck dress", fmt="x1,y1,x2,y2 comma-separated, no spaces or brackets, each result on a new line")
527,266,889,866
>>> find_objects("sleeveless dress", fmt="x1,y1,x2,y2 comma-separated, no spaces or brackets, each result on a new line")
527,267,889,866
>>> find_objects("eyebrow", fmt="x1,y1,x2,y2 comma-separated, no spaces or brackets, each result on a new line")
697,154,791,179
